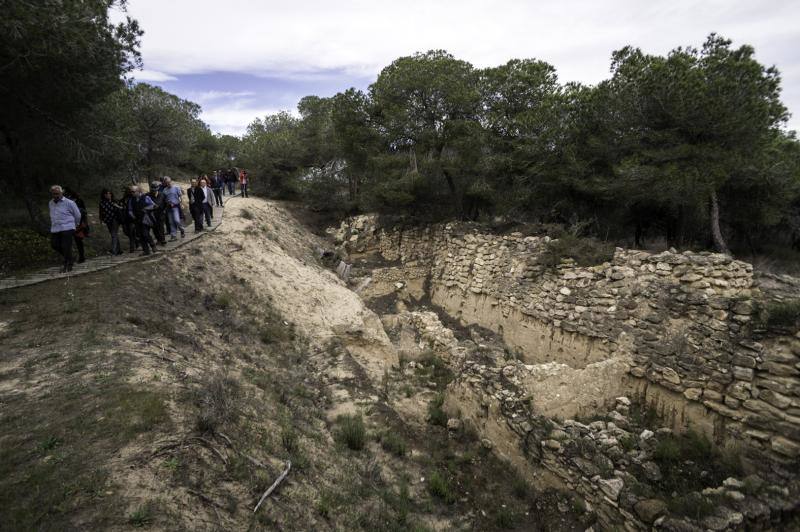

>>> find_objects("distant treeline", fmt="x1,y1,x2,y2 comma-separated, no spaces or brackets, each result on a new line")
1,3,798,256
0,1,239,230
238,36,800,256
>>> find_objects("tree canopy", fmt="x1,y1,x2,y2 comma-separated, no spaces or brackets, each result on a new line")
0,2,240,229
239,35,799,256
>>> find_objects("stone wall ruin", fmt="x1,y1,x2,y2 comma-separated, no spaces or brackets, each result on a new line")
334,216,800,464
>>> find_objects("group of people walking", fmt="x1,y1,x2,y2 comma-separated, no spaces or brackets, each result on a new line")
48,169,249,272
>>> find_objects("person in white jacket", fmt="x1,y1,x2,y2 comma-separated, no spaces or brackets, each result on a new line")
48,185,82,272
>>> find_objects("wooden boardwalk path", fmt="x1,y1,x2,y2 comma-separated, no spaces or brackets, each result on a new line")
0,195,238,291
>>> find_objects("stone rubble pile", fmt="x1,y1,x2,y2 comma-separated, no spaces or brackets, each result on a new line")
449,347,799,531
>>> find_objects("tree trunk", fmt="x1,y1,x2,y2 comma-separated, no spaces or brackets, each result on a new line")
434,143,462,218
709,189,731,255
2,127,48,232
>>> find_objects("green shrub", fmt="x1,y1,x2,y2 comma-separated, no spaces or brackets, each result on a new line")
667,492,715,520
653,430,743,494
335,414,366,451
380,431,408,457
281,425,298,453
0,227,60,275
494,507,517,529
37,436,63,452
512,477,530,499
259,322,292,344
756,300,800,331
195,374,241,433
538,233,615,268
427,394,448,427
427,471,456,504
619,434,637,452
128,503,154,527
214,292,232,309
317,490,339,519
416,352,454,389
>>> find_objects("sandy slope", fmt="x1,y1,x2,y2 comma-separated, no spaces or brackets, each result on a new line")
212,198,398,378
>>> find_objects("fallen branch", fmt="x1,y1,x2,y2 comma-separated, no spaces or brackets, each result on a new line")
215,431,233,447
188,436,228,465
253,461,291,513
214,431,267,468
150,438,188,459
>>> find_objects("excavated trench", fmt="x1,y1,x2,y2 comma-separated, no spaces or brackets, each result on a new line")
325,215,800,532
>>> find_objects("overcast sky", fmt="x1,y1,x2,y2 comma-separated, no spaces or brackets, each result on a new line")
117,0,800,136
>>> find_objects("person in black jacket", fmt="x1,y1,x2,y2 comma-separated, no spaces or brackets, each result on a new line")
187,178,204,232
63,187,89,263
211,171,224,206
147,181,167,246
121,187,138,252
225,168,236,195
99,189,123,255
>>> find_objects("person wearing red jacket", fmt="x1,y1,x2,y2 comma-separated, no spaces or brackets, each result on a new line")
239,169,249,198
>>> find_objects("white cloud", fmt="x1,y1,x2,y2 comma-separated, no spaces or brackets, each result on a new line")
126,69,177,82
186,90,257,104
199,98,296,136
117,0,800,131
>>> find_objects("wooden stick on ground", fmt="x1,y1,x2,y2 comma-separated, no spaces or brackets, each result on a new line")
253,461,291,514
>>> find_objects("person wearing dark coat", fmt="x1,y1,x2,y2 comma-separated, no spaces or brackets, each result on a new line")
187,179,204,232
147,181,167,245
99,189,123,255
121,187,138,252
225,169,236,195
199,177,214,226
63,187,89,263
211,171,223,206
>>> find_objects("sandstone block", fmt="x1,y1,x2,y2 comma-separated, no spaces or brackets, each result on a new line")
703,400,744,420
684,388,703,401
731,353,757,368
732,366,754,381
762,362,799,377
661,367,682,385
703,389,723,401
629,367,645,378
543,439,562,451
770,436,800,457
726,381,751,401
732,300,754,315
724,396,741,409
760,389,792,410
598,478,624,500
634,499,667,524
763,349,798,364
